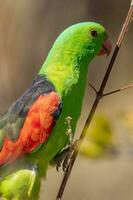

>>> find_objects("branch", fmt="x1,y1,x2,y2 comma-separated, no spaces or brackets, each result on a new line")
103,83,133,96
56,1,133,199
89,82,133,97
89,83,98,94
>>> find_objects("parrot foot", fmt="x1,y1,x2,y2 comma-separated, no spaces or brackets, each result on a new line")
54,116,78,172
55,146,73,172
54,116,75,172
54,140,78,172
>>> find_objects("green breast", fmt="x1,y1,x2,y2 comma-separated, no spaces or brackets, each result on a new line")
27,63,88,176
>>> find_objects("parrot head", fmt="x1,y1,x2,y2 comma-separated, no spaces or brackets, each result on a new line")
40,22,111,95
51,22,111,59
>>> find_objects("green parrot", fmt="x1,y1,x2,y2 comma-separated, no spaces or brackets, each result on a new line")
0,22,111,200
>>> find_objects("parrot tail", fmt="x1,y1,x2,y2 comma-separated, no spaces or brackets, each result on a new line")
0,165,41,200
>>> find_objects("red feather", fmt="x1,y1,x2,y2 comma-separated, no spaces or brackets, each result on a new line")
0,92,60,165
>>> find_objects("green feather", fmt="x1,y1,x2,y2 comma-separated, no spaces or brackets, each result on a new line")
0,22,108,199
0,168,40,200
34,22,107,170
39,22,106,96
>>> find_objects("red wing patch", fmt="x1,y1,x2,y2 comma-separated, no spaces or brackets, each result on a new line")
0,92,60,165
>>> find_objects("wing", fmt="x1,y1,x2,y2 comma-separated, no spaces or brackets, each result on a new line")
0,75,62,166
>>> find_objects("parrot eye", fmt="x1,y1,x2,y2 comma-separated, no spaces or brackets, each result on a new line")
91,30,98,38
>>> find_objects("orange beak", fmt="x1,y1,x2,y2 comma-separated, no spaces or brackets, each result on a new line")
98,38,112,56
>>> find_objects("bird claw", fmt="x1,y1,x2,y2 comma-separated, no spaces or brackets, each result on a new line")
54,116,76,172
55,144,75,172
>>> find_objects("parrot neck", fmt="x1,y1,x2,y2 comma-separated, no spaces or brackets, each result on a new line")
39,42,95,97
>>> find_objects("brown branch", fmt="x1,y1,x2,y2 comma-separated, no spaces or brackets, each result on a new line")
89,82,133,97
56,1,133,199
89,83,98,94
103,83,133,97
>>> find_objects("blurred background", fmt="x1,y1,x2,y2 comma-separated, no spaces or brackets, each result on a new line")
0,0,133,199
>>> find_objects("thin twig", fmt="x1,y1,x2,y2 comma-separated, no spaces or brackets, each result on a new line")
89,82,133,97
89,83,98,94
103,83,133,97
56,1,133,200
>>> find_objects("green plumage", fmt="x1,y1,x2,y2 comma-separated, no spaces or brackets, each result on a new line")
0,22,108,199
